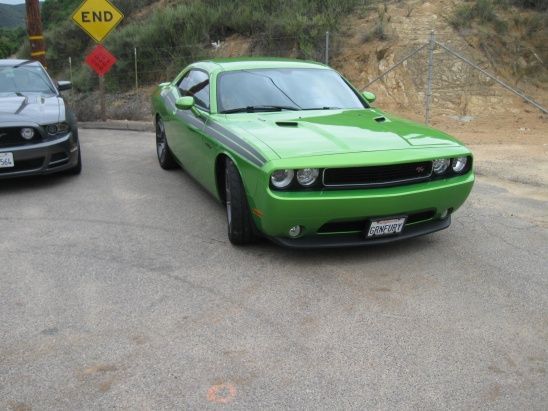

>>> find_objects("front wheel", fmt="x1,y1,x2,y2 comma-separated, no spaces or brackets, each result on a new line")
156,117,177,170
225,158,258,245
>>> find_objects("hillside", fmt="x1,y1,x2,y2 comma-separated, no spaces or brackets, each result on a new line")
0,3,26,28
23,0,547,124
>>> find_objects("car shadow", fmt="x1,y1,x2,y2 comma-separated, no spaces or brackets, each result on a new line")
257,233,435,259
0,173,74,193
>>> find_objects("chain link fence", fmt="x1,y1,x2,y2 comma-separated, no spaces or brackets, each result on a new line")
47,28,547,123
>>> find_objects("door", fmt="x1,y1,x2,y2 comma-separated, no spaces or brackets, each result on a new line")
166,69,211,178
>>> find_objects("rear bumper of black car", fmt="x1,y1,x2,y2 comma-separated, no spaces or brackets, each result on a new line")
0,132,79,179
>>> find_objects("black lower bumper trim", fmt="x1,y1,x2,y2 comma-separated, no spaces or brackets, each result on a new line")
269,216,451,249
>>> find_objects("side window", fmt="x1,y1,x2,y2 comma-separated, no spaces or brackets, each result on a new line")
177,72,192,95
177,69,210,110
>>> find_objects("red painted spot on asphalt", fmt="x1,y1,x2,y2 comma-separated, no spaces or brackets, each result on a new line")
207,383,237,404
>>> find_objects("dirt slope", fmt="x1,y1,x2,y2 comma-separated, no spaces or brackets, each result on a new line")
331,0,547,120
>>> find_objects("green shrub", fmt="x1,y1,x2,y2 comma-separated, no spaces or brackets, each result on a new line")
102,0,365,90
0,27,25,58
40,0,367,91
450,4,475,29
450,0,507,31
510,0,547,10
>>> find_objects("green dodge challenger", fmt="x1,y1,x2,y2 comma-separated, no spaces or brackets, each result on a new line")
151,58,474,248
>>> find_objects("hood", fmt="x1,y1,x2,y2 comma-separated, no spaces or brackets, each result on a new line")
0,93,62,125
225,109,461,159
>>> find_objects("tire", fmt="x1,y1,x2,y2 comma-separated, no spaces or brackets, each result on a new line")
65,142,82,175
225,158,258,245
156,117,178,170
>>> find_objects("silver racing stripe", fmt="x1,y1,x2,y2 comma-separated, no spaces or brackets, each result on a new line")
169,105,267,167
207,121,266,166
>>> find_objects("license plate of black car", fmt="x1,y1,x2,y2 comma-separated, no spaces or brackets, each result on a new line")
0,152,14,168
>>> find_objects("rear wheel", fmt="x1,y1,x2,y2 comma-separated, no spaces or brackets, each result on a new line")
156,117,177,170
225,158,258,245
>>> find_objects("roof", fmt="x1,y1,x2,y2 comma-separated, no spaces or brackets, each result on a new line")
0,59,41,67
192,57,329,73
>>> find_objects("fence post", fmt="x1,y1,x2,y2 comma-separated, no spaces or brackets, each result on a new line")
68,56,73,85
425,30,435,125
99,76,106,122
134,47,138,93
325,31,329,65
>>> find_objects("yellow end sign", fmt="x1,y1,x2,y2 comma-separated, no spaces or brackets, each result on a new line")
71,0,124,43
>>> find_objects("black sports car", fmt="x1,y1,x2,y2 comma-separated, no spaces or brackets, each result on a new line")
0,59,81,178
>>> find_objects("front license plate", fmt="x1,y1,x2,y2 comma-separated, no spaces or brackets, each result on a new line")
0,152,14,168
367,217,406,238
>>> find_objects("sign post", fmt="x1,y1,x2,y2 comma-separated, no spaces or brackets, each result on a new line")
84,44,117,121
72,0,123,121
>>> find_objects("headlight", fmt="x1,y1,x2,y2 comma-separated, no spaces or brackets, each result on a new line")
452,157,468,173
20,127,35,140
296,168,319,186
270,169,294,188
432,158,450,175
45,122,70,135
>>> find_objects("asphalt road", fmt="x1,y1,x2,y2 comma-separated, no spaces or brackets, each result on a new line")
1,129,546,410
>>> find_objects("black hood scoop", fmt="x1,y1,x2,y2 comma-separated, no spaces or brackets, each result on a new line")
276,121,299,127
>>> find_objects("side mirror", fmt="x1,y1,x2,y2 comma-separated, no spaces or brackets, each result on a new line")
57,81,72,91
175,96,194,110
362,91,376,104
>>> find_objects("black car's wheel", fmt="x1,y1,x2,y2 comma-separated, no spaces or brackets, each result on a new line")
65,142,82,175
156,117,177,169
225,158,258,245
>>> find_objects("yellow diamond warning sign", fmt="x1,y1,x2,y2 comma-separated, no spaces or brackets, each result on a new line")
71,0,124,43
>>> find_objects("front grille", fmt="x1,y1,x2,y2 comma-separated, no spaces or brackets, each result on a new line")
0,157,44,173
318,209,436,234
0,127,41,148
323,161,433,188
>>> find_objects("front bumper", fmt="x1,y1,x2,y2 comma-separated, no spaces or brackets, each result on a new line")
0,132,79,179
251,173,474,247
270,215,451,249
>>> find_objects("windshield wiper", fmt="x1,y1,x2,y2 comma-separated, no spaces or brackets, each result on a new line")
302,106,341,110
13,60,34,68
220,105,300,114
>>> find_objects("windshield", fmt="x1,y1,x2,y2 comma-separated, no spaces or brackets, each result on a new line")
217,68,366,113
0,65,56,95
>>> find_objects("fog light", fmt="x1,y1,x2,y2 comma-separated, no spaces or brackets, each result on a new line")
20,127,35,140
288,225,302,238
440,209,448,219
